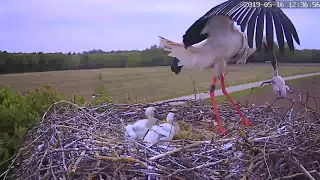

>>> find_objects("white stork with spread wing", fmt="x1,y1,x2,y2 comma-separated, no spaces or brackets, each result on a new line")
159,0,300,135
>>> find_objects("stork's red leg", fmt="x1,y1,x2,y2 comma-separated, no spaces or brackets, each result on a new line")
219,74,252,127
210,76,226,135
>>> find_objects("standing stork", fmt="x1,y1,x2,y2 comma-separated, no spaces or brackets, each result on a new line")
159,0,300,135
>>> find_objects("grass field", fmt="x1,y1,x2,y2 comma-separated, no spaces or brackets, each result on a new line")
0,64,320,103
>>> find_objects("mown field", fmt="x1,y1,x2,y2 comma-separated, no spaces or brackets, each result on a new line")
1,64,320,103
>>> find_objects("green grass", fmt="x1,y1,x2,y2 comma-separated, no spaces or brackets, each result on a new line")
0,65,319,103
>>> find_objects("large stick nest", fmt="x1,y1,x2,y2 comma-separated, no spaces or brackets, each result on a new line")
5,91,320,180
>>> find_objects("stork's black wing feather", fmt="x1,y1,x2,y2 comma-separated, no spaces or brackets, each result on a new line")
181,1,228,48
255,8,265,51
182,0,300,53
265,8,274,51
239,8,255,32
171,57,183,75
247,8,260,49
271,8,285,53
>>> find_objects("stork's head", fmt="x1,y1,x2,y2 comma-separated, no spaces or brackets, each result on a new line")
145,107,159,119
263,42,268,52
262,37,271,52
166,112,176,124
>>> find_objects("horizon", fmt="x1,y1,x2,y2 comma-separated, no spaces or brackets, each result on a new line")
1,0,319,53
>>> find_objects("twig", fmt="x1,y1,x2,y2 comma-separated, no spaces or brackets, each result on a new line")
0,153,20,179
6,96,320,180
149,142,203,161
274,170,318,180
72,150,86,172
189,76,197,100
263,136,272,180
55,125,110,142
169,159,225,176
293,157,316,180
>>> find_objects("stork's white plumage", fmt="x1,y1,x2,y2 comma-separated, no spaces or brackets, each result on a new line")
271,77,290,98
159,0,300,135
159,16,254,76
125,107,159,141
143,112,180,146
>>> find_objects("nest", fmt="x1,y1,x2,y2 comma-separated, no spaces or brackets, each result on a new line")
4,93,320,180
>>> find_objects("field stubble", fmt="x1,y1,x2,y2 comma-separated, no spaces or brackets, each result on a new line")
0,64,320,102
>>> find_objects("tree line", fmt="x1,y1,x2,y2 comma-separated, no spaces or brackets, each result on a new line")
1,44,319,74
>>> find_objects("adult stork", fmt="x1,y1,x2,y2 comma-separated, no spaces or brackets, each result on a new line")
159,0,300,135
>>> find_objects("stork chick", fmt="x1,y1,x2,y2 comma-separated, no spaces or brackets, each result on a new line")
143,112,180,146
125,107,159,141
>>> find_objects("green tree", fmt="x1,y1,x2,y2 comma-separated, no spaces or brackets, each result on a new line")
0,45,319,74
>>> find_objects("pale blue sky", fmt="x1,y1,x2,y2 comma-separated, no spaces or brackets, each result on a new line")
0,0,319,53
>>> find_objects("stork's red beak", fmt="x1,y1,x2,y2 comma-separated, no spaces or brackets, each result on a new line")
263,42,268,52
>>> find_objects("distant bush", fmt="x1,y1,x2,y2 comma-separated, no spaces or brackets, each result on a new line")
1,43,320,74
0,84,113,176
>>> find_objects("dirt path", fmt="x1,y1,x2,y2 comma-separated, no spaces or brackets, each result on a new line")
155,72,320,106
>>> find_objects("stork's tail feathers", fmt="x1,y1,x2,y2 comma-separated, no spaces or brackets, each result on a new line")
159,36,184,50
159,36,186,74
159,36,189,59
159,36,209,74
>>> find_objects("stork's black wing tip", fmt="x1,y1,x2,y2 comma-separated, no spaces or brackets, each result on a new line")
171,57,183,75
171,66,182,75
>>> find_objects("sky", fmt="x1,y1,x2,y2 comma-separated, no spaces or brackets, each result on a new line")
0,0,319,53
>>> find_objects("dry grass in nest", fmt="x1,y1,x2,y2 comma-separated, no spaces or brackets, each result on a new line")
174,121,214,141
3,89,320,180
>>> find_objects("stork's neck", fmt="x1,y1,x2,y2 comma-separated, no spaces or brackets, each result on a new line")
173,121,179,128
167,119,174,124
146,117,157,128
